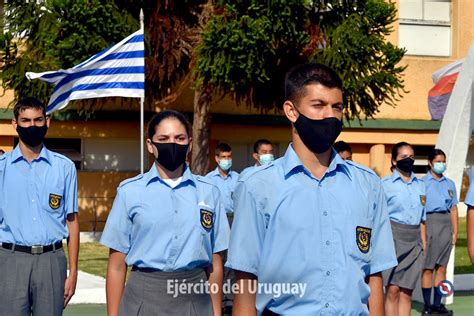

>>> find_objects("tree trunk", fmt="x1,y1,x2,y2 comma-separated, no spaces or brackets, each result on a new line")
191,84,212,175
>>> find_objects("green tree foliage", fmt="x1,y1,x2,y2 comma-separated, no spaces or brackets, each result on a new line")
195,0,406,120
0,0,137,106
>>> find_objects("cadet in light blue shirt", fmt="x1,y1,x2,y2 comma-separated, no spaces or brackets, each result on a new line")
381,142,426,316
465,168,474,266
420,149,458,314
0,97,79,316
206,142,239,213
382,170,426,226
240,139,275,178
101,110,230,316
227,64,396,315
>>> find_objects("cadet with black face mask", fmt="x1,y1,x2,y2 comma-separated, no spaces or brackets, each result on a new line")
227,63,397,315
0,97,79,316
100,110,230,316
382,142,426,316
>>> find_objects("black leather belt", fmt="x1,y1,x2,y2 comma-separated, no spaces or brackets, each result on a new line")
131,265,162,272
1,241,63,254
262,308,279,316
427,211,449,214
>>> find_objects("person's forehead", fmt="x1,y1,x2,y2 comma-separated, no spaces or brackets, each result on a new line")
259,144,273,151
17,108,44,118
397,146,414,155
300,83,343,102
154,118,187,135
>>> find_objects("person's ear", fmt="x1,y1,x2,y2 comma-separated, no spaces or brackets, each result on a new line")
215,155,220,163
283,101,298,124
252,153,259,162
46,115,51,128
146,139,155,155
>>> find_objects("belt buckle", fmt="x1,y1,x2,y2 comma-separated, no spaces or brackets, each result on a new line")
31,245,44,255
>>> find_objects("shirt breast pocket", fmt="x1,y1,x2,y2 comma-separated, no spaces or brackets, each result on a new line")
349,216,374,265
43,186,64,213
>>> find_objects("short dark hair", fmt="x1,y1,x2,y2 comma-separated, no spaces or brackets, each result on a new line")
428,148,446,163
253,139,273,153
391,142,413,171
333,141,352,154
147,110,191,140
14,97,46,120
284,63,343,103
215,143,232,156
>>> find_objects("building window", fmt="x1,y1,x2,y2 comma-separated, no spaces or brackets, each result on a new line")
398,0,451,57
412,144,434,175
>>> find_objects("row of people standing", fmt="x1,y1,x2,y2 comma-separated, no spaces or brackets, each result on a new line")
2,63,471,316
382,143,458,315
99,63,400,316
205,139,275,215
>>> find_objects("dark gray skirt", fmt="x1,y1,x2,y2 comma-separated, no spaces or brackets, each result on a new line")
119,268,213,316
383,221,423,290
424,212,453,269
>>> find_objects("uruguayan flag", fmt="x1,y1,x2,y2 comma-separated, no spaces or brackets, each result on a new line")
26,29,144,114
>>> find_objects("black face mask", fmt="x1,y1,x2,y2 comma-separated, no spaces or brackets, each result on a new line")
293,109,343,154
152,142,189,171
396,157,415,173
16,125,48,147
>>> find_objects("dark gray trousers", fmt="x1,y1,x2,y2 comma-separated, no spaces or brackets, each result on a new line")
0,246,67,316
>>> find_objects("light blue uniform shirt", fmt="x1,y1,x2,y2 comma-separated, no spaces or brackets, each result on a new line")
465,168,474,207
226,145,397,315
382,170,426,225
100,164,230,271
205,167,239,213
0,145,78,246
422,172,458,213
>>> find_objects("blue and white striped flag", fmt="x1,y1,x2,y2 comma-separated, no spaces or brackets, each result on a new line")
26,29,145,114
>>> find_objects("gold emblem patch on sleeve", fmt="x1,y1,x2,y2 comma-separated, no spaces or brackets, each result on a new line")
356,226,372,254
49,193,62,210
448,190,453,198
420,195,426,206
200,209,213,231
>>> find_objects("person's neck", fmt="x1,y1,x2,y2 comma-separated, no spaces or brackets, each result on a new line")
430,169,442,180
397,168,412,183
156,163,184,179
19,141,43,163
292,137,332,180
218,167,229,177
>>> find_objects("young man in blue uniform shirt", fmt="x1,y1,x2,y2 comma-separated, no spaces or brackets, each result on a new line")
0,97,79,315
206,143,239,214
241,139,275,177
226,63,397,315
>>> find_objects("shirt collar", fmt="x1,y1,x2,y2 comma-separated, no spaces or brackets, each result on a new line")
425,171,445,182
392,169,417,183
211,167,234,179
282,144,352,180
11,145,52,165
144,163,195,187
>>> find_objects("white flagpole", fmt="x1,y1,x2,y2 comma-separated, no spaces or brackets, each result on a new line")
140,8,145,174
